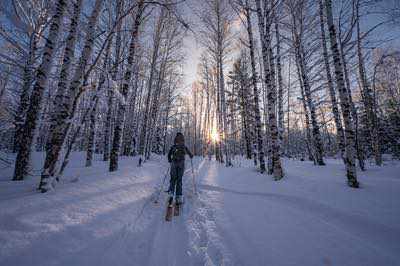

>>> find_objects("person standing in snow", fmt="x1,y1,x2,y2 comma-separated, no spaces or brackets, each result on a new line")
167,132,193,204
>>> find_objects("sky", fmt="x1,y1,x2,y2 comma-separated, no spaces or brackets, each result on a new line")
182,33,202,90
179,0,400,93
180,0,204,91
0,0,398,91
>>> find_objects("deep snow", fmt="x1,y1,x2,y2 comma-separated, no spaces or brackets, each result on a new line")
0,153,399,266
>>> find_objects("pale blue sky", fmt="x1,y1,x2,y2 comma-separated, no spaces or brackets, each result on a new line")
180,0,400,91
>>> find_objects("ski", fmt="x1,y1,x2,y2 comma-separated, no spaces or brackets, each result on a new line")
165,196,174,221
174,202,180,216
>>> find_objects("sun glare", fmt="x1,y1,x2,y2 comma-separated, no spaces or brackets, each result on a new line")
210,127,220,143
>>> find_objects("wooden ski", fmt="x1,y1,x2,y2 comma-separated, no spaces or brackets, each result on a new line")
174,203,180,216
165,196,174,221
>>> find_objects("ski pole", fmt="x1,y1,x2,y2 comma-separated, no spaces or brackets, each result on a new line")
154,165,170,204
190,158,197,195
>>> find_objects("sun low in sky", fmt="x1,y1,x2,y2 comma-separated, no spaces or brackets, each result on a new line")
210,126,220,143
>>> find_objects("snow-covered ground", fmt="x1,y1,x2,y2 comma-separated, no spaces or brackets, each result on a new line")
1,153,400,266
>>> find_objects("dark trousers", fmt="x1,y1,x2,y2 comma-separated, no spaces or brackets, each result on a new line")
169,161,185,196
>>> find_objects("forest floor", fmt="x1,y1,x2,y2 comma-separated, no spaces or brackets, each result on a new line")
0,153,400,266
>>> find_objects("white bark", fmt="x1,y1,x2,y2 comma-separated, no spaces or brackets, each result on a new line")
355,1,381,166
39,0,104,191
110,0,145,171
13,0,67,181
318,0,345,161
324,0,359,187
255,0,283,180
244,0,266,172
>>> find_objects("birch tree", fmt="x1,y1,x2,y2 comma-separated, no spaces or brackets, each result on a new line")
103,0,124,161
254,0,283,179
287,0,325,165
39,0,104,191
110,0,145,171
137,6,165,162
324,0,359,188
243,0,266,172
355,0,382,166
198,0,234,166
318,0,345,161
12,0,67,181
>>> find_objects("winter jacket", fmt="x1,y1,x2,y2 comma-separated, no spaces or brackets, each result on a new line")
167,144,193,163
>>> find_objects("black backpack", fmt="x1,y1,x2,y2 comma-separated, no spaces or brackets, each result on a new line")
172,145,186,162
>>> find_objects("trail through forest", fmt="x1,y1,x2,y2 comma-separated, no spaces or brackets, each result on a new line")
1,154,399,266
1,0,400,265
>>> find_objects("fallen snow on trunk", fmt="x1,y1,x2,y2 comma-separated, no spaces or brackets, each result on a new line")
0,154,399,266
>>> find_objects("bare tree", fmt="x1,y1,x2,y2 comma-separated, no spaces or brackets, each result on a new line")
254,0,283,179
13,0,67,181
324,0,359,188
110,0,145,171
39,0,104,191
355,0,381,166
318,0,345,162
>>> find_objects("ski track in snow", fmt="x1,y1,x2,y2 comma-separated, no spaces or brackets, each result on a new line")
199,163,400,266
1,154,400,266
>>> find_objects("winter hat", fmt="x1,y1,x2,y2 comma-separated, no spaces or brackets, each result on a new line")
174,132,185,145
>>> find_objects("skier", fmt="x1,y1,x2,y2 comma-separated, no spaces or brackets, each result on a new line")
167,132,193,204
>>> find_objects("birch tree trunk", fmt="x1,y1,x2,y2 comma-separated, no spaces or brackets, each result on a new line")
39,0,103,191
85,99,98,167
297,45,325,165
216,1,231,167
45,0,84,155
244,0,266,172
58,94,99,177
255,0,283,180
110,0,145,171
104,0,124,161
219,56,231,166
162,78,173,155
138,7,166,162
216,67,223,162
318,0,345,161
339,38,366,171
122,71,139,156
86,40,112,167
103,87,113,161
275,11,284,156
287,0,325,165
139,60,159,158
0,71,9,106
355,1,382,166
13,34,38,153
286,57,291,155
145,17,179,158
295,57,315,162
13,0,67,181
324,0,359,188
132,79,145,156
